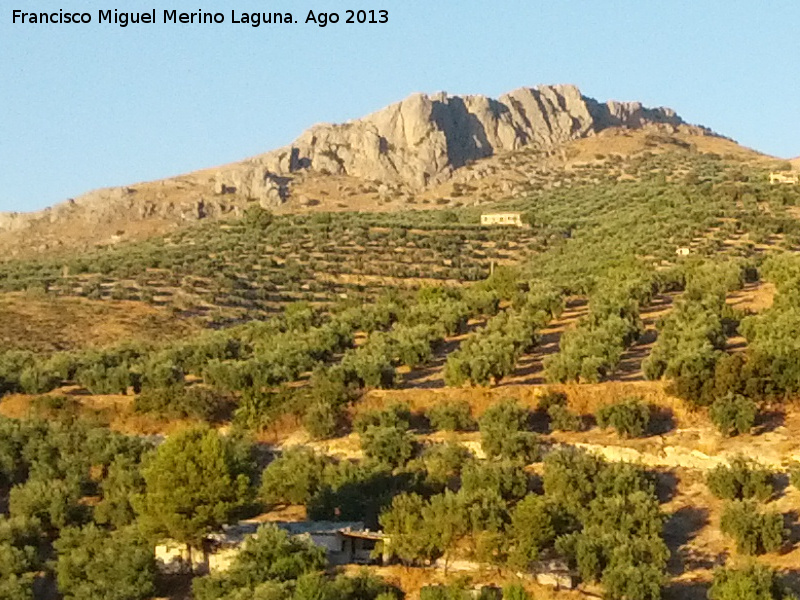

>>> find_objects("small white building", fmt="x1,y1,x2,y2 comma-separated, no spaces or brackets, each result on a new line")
155,520,387,575
769,172,799,185
481,212,524,227
675,247,691,257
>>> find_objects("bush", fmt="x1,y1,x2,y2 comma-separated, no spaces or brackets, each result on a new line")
542,447,604,515
54,525,155,600
479,399,534,461
308,462,396,527
94,456,145,529
502,583,530,600
260,447,330,506
601,562,664,600
507,495,570,569
304,401,341,440
29,394,80,418
709,393,757,437
192,524,326,600
413,443,472,490
134,385,230,422
537,390,568,412
360,426,415,468
596,397,651,438
709,563,795,600
460,460,528,502
0,515,44,598
426,400,475,431
719,500,786,555
9,478,86,532
789,462,800,490
707,456,774,501
547,404,582,432
353,403,410,434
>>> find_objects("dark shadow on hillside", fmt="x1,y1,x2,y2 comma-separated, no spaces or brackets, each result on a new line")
656,470,680,503
755,408,785,435
773,472,791,501
504,298,589,386
662,580,710,600
783,510,800,549
400,320,487,390
781,570,800,598
650,406,676,435
614,293,675,382
663,506,712,575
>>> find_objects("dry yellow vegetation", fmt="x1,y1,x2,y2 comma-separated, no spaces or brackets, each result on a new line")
0,292,201,353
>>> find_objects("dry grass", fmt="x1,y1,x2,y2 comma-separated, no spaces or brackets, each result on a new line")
726,281,776,313
0,292,201,353
341,564,589,600
0,387,203,436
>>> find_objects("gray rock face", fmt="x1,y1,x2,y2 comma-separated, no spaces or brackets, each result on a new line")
232,83,688,194
0,84,705,236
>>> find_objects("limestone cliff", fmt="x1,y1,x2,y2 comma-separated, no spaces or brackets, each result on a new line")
223,84,692,198
0,84,717,254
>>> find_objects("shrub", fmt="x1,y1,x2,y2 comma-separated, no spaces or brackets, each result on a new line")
502,583,530,600
420,585,469,600
507,495,570,569
304,400,341,440
427,400,475,431
308,462,396,526
596,397,651,438
706,456,774,501
54,525,155,600
709,563,795,600
537,390,568,412
719,500,786,555
601,562,664,600
94,456,145,529
547,404,582,432
709,394,757,437
135,385,230,422
360,426,415,468
29,394,80,418
412,442,472,490
353,403,411,434
479,400,540,463
9,478,86,532
19,365,61,395
460,460,528,502
260,447,330,506
542,447,604,515
789,461,800,490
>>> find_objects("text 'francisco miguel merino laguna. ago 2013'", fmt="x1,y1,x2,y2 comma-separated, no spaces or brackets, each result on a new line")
11,8,390,27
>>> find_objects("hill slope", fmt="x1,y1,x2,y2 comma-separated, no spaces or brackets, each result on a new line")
0,84,734,257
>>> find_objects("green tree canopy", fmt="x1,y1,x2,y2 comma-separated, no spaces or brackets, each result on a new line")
136,426,253,548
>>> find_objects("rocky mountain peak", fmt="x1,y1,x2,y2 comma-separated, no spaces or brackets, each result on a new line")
0,84,721,255
218,84,693,199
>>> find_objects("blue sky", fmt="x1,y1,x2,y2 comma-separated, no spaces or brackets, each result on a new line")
1,1,799,212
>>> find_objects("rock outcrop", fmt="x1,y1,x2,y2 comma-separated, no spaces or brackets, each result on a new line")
0,83,716,250
226,84,692,199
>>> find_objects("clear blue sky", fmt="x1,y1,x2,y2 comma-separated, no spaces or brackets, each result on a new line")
2,0,799,213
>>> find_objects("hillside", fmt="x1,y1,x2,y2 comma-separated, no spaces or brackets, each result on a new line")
1,83,780,259
4,85,800,600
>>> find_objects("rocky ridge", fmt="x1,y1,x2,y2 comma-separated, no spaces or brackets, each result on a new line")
220,83,695,198
0,84,719,253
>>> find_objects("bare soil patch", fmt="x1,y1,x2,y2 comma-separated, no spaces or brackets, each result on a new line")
0,292,200,353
